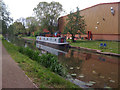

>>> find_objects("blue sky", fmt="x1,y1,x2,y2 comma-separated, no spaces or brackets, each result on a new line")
3,0,120,21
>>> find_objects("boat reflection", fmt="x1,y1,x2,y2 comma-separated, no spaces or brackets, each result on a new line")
36,42,67,56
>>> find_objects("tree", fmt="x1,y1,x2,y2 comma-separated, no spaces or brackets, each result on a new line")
25,16,39,36
16,17,26,26
0,0,13,35
33,1,63,34
10,21,26,36
64,7,86,42
8,24,14,35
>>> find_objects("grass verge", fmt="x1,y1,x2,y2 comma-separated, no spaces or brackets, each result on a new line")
67,39,120,54
0,34,3,39
22,36,36,40
2,39,79,88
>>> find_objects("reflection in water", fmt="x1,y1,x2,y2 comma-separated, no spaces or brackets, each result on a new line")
36,42,67,56
58,49,119,88
6,36,119,88
36,41,69,52
24,43,28,48
6,35,37,50
5,35,25,46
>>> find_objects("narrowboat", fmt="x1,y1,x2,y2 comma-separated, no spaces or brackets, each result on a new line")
36,36,69,45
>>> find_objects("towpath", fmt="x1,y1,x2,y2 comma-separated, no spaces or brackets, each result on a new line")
0,40,37,88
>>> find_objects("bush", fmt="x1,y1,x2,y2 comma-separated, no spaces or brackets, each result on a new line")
18,47,67,77
19,47,40,61
40,54,67,76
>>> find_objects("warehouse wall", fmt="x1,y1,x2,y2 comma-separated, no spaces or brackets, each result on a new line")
58,2,120,41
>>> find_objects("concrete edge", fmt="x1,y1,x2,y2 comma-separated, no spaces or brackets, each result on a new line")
22,71,39,89
69,45,120,57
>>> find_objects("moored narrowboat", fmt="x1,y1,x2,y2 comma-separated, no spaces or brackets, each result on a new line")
36,36,69,45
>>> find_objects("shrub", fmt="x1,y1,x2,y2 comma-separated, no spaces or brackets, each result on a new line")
18,47,67,77
19,47,40,61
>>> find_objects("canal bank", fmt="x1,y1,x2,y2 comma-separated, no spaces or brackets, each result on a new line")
2,39,79,88
22,37,36,41
69,45,120,57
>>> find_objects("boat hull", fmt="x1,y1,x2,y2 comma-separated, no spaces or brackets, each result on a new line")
36,41,69,49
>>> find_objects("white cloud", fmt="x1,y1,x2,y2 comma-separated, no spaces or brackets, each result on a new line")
3,0,120,21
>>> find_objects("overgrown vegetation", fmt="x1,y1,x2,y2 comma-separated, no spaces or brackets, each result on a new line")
18,47,67,76
68,39,120,54
2,39,79,88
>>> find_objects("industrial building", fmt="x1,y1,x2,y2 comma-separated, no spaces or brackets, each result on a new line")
58,2,120,41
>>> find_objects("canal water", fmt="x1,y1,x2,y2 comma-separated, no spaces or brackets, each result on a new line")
6,36,119,88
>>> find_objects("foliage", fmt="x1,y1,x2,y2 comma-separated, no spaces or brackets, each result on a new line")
7,24,14,35
25,17,38,28
16,17,26,25
1,20,7,35
33,31,40,37
0,34,3,39
64,7,86,42
25,17,40,36
18,47,67,76
0,0,13,35
0,0,12,24
33,1,63,34
8,21,26,36
19,47,40,60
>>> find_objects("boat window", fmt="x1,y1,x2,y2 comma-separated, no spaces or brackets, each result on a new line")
55,39,56,41
47,38,48,40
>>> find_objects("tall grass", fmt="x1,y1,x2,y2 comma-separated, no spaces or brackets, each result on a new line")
18,47,67,77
